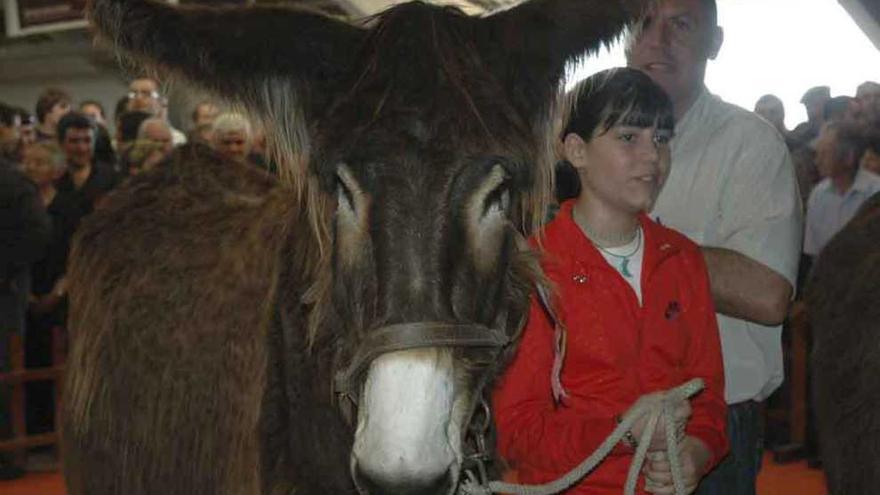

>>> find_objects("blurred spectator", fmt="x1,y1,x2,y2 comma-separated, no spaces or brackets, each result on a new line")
127,77,186,146
56,112,118,215
211,113,253,164
137,117,174,155
127,77,164,115
823,95,854,124
34,88,72,143
21,143,81,434
856,81,880,111
804,122,880,259
14,108,37,146
121,140,167,177
0,151,51,480
247,123,277,174
113,95,130,131
187,123,214,146
791,85,831,146
79,101,117,171
754,94,788,137
0,102,22,164
80,100,108,127
863,148,880,175
115,110,152,158
191,100,219,128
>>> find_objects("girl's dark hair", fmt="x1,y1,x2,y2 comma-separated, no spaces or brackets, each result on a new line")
562,68,675,142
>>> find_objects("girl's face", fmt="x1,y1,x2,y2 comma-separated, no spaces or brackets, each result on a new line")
565,122,672,215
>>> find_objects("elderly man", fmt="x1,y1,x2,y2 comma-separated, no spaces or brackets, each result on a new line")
754,94,787,138
211,113,253,165
805,123,880,259
627,0,802,493
137,117,175,155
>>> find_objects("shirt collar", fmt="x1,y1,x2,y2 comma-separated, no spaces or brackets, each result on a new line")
674,86,711,138
850,168,878,195
555,201,680,273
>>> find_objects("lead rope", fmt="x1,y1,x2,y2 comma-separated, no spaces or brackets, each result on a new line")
459,378,704,495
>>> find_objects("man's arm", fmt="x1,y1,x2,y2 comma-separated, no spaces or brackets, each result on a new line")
702,247,793,326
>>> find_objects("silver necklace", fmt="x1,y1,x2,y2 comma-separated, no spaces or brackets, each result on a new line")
575,208,639,247
594,228,642,278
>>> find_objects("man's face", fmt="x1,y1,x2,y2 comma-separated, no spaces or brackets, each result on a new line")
62,127,94,169
141,121,174,154
23,147,61,186
856,85,880,123
214,130,251,163
804,98,828,124
755,101,785,131
815,126,853,179
862,149,880,175
626,0,720,113
46,101,71,128
81,103,106,125
128,79,162,115
0,114,22,162
194,103,219,127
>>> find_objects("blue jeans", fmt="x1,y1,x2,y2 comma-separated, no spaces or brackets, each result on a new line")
694,401,764,495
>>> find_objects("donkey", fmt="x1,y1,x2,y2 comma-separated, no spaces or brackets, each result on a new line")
62,0,644,493
809,192,880,495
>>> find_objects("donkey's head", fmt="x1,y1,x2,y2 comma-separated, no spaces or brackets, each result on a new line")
87,0,642,492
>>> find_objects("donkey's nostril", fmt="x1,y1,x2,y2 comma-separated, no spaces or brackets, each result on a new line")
354,462,451,495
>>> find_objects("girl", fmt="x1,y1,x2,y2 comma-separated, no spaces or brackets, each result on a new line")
493,68,727,495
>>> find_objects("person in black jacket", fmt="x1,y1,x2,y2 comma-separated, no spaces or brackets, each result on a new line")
0,156,51,479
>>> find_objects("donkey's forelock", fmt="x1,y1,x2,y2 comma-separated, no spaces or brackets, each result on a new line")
314,2,556,237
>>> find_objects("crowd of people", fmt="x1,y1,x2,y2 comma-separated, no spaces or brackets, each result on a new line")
1,0,879,492
0,76,272,480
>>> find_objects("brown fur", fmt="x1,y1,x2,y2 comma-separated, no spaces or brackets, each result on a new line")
64,0,643,493
809,192,880,494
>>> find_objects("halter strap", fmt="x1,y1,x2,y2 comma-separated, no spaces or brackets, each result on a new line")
333,322,511,398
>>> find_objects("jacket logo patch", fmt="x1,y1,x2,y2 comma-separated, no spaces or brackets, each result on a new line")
665,301,681,320
572,274,588,284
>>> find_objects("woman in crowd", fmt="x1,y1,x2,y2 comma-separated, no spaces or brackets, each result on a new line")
21,142,81,433
493,68,727,495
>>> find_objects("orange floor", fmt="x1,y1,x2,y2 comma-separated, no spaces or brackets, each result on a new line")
1,454,827,495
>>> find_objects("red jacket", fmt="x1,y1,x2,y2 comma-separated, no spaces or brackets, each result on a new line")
493,201,727,494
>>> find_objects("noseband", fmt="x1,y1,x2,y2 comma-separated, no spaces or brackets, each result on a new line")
333,321,511,405
333,320,514,488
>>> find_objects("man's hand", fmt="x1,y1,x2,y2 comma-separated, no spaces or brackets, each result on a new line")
642,436,712,494
627,395,691,452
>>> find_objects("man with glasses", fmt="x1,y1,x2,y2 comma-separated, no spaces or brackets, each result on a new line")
126,77,187,146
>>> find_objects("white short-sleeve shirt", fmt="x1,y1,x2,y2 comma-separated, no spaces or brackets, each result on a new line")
803,169,880,256
651,88,803,404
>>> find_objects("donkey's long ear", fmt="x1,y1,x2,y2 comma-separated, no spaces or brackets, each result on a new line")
89,0,365,179
483,0,645,114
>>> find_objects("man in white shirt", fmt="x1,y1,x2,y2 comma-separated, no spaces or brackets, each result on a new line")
627,0,803,493
804,122,880,258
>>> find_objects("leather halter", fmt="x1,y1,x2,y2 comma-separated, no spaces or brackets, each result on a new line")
333,321,511,404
